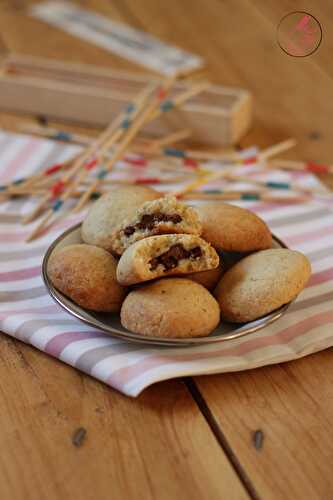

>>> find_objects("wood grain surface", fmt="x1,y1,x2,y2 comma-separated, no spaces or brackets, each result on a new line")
0,1,332,499
0,335,249,500
194,350,333,500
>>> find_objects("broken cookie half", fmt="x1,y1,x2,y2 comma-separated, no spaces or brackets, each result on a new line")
116,234,220,286
110,196,202,256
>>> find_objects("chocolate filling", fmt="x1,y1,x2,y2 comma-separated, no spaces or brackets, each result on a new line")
149,244,203,271
124,212,182,237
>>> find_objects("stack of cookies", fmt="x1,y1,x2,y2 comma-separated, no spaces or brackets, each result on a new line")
47,185,311,339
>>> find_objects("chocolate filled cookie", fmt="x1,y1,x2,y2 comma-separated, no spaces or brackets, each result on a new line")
121,278,220,338
196,203,272,252
214,249,311,322
81,186,160,252
116,234,220,286
47,244,127,312
110,196,202,255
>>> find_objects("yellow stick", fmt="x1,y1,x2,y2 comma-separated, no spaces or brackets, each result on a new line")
180,191,258,200
143,129,191,153
139,137,295,165
221,172,320,195
259,138,297,161
170,169,226,198
19,122,190,151
18,124,93,146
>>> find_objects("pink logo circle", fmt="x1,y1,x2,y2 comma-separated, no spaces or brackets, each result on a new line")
277,11,322,57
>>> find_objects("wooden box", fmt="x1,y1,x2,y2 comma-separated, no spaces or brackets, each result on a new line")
0,54,252,146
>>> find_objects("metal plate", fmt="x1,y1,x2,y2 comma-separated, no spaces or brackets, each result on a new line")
42,224,290,347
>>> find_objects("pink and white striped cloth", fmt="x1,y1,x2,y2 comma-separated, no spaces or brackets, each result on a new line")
0,131,333,397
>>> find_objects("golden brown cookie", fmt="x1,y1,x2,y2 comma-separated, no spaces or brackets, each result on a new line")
121,278,220,338
110,196,202,255
196,203,272,252
214,249,311,322
116,234,219,286
81,186,160,251
47,244,127,312
187,262,224,290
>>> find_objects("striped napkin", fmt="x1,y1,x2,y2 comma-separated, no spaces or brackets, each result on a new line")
1,130,333,397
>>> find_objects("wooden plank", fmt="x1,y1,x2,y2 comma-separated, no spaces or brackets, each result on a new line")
194,350,333,499
0,335,250,500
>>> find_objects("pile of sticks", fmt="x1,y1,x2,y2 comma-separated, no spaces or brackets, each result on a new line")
0,75,326,243
0,76,209,241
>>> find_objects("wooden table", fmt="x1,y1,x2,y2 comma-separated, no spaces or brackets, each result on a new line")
0,1,332,499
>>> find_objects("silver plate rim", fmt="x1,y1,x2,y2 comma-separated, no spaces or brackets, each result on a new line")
42,223,291,347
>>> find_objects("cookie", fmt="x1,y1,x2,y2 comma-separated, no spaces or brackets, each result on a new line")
121,278,220,338
196,203,272,252
110,196,202,255
214,249,311,322
47,244,127,312
116,234,220,285
187,262,224,290
81,186,160,251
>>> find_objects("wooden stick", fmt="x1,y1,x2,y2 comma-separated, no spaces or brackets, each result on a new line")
170,169,226,198
4,173,191,200
180,191,310,203
180,148,237,161
1,185,312,205
268,159,333,175
143,129,192,153
221,172,320,195
181,190,258,200
17,124,93,146
154,138,295,165
19,123,193,153
91,176,190,186
259,138,297,161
